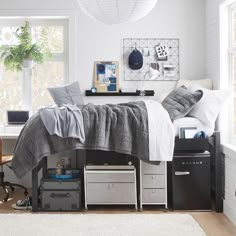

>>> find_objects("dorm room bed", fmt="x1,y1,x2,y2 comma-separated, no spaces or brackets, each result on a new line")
10,81,226,212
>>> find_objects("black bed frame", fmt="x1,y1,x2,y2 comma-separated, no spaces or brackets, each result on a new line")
31,131,223,212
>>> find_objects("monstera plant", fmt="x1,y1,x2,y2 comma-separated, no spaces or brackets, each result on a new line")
0,20,51,71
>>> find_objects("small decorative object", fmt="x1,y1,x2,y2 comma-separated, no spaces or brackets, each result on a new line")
0,20,52,71
61,157,71,169
91,87,97,93
121,87,136,93
77,0,158,25
163,64,176,77
128,44,143,70
94,61,119,92
155,44,169,61
56,161,65,175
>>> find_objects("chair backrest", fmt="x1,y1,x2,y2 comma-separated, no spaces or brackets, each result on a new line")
0,138,2,164
0,138,2,158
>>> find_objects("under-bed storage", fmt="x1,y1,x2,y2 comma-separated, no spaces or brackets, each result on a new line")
140,161,167,209
84,165,138,210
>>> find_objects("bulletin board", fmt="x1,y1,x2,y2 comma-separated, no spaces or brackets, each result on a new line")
123,38,180,81
94,61,119,92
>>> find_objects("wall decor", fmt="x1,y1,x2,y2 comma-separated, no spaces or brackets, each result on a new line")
123,38,179,81
94,61,119,92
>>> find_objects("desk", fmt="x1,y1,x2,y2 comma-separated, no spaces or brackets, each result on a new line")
0,133,20,154
0,134,20,139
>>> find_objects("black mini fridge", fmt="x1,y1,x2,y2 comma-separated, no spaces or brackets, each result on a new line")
168,151,211,210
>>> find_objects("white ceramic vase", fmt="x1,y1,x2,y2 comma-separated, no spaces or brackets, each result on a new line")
22,59,33,69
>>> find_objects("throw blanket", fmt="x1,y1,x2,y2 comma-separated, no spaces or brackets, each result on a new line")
12,101,175,178
40,104,85,142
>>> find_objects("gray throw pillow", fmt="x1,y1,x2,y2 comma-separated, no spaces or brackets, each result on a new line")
161,85,203,121
48,81,84,106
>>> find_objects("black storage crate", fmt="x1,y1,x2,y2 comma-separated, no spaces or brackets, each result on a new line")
40,178,81,211
175,138,209,153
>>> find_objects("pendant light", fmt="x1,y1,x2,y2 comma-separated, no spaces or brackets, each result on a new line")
77,0,158,25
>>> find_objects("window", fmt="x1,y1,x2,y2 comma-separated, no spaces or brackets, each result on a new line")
228,3,236,142
0,19,68,123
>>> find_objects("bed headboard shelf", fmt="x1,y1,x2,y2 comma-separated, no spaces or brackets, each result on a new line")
85,90,155,96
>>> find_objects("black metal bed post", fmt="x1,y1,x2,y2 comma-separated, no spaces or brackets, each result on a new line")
214,131,223,212
31,156,47,212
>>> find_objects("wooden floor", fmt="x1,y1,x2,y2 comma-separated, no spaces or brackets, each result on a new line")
0,189,236,236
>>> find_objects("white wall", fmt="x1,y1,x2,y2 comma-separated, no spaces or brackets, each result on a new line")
0,0,206,187
78,0,206,105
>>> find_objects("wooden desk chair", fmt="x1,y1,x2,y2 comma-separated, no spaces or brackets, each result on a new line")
0,138,28,202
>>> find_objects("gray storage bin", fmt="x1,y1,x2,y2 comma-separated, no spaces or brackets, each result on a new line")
40,178,81,211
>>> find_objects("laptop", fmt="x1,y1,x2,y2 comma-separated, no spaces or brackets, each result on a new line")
7,110,29,125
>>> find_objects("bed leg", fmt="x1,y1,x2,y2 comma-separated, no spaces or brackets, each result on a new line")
32,165,39,212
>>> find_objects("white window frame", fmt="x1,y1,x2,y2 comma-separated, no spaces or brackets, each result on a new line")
228,3,236,144
0,18,69,112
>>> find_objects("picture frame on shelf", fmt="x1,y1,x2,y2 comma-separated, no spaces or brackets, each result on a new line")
94,61,119,92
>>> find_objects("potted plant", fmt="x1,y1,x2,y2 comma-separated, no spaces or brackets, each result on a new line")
0,20,51,71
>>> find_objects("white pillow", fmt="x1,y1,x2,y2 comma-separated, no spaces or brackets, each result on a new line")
187,87,231,130
176,79,213,90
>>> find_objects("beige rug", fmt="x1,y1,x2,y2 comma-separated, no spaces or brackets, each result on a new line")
0,213,206,236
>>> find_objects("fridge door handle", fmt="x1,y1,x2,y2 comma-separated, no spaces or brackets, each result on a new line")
175,171,190,176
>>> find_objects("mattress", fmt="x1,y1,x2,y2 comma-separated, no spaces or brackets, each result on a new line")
173,117,214,137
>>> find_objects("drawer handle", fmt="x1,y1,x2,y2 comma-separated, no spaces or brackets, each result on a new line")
175,171,190,176
50,193,71,198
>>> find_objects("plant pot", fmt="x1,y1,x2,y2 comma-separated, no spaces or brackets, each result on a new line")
22,59,33,69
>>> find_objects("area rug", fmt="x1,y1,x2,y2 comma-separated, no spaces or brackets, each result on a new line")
0,213,206,236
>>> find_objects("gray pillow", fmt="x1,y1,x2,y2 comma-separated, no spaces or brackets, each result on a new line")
48,81,84,106
161,85,203,121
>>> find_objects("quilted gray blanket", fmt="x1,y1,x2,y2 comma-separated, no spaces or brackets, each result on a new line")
11,101,149,178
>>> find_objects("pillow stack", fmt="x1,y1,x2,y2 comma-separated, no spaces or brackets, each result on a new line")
162,79,231,131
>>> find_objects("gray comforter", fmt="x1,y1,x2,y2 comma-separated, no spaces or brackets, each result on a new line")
12,101,149,178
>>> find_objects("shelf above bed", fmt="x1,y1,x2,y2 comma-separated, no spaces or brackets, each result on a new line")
85,90,155,96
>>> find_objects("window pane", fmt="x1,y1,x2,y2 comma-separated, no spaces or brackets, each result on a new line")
233,56,236,135
32,61,64,112
32,26,64,53
0,26,18,45
0,63,22,123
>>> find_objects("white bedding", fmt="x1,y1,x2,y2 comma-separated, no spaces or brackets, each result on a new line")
145,100,175,162
173,117,214,137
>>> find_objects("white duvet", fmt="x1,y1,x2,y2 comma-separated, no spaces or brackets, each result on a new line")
145,100,175,161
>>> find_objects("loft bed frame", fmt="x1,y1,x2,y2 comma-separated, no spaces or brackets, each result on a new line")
31,131,223,212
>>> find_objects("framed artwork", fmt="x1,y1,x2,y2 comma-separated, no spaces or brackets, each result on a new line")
94,61,119,92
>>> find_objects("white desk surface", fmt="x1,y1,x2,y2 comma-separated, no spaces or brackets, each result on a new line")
0,133,19,139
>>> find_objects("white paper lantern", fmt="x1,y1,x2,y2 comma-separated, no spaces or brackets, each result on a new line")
77,0,158,25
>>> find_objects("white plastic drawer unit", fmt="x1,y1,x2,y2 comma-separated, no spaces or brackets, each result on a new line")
142,174,165,188
84,165,138,210
142,161,165,174
86,172,134,183
87,183,135,203
140,161,167,210
142,189,166,203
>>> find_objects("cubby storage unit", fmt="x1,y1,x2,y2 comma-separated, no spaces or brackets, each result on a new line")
140,161,167,210
84,165,138,210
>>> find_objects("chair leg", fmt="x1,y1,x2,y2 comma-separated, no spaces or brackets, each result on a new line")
4,182,28,196
1,184,9,202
